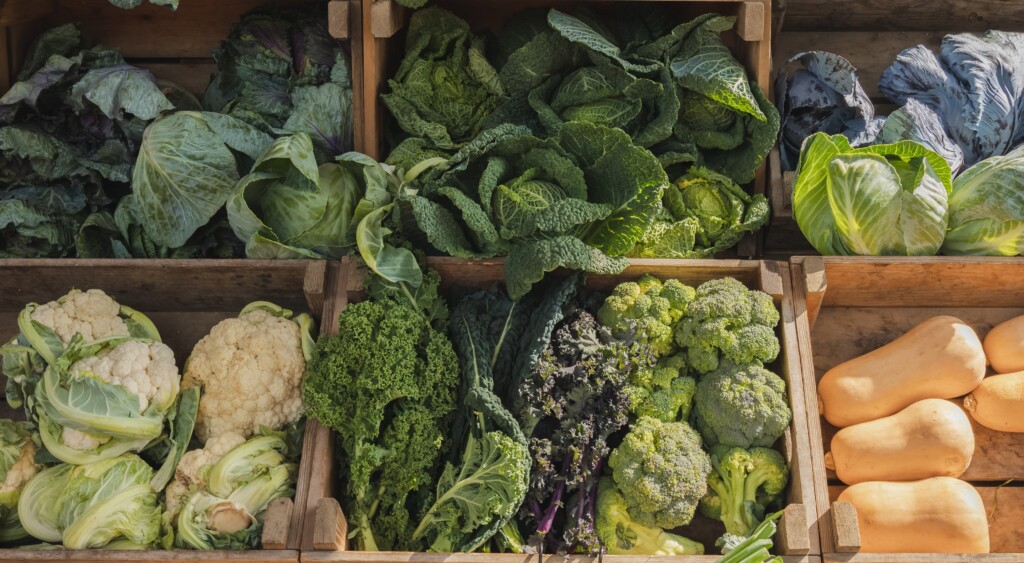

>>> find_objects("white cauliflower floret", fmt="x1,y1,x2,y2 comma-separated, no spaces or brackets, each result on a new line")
30,289,130,345
183,309,306,442
1,439,39,494
164,433,246,521
60,427,110,452
70,340,180,413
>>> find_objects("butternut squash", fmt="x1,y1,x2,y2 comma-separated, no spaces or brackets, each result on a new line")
984,315,1024,373
826,399,974,484
964,371,1024,432
818,316,986,427
838,477,989,554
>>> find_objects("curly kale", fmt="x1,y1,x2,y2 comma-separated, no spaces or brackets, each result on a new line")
303,273,458,551
608,416,711,530
516,308,641,554
692,360,792,449
597,275,695,357
699,445,789,540
674,277,780,374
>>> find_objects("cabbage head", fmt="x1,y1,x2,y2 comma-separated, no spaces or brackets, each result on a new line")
396,122,668,298
381,7,503,149
33,336,182,465
0,419,40,543
18,454,161,548
792,133,952,256
631,167,768,258
942,146,1024,255
174,433,298,550
228,134,395,259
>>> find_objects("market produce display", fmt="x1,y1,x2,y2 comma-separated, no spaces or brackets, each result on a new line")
817,310,1024,553
0,7,354,259
305,266,792,556
0,291,310,550
779,31,1024,257
368,4,773,292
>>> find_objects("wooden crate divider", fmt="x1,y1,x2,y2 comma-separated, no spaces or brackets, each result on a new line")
296,257,820,562
0,259,325,562
789,256,1024,563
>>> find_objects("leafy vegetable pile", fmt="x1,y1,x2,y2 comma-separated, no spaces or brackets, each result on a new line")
0,289,313,549
366,4,774,295
0,7,355,259
305,267,792,556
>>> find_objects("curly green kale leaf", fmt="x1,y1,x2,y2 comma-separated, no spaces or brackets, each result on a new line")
303,289,458,551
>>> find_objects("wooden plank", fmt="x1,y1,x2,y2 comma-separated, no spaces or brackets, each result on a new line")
781,0,1024,32
313,498,349,551
370,0,404,38
303,555,821,563
830,501,860,553
329,0,350,39
0,0,54,26
737,1,764,41
825,554,1024,563
349,0,366,154
0,554,298,562
799,257,826,330
262,498,294,551
828,485,1024,554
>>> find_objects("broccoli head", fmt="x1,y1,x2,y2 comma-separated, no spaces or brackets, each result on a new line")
597,275,695,357
595,477,704,555
692,360,791,449
627,354,697,423
674,277,780,374
608,416,711,529
699,445,789,538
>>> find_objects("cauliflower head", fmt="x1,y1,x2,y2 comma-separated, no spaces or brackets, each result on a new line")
1,420,41,542
164,433,246,522
71,340,180,414
608,416,711,530
692,360,792,448
674,278,780,374
597,276,695,357
183,303,314,443
30,289,130,346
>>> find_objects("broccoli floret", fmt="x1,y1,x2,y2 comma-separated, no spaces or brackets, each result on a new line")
608,416,711,529
692,360,792,449
597,276,695,357
627,354,697,423
595,478,704,555
699,445,788,539
673,278,780,374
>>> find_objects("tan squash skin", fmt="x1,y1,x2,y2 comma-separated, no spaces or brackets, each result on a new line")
818,316,986,427
827,399,974,484
964,371,1024,432
838,477,990,554
984,315,1024,373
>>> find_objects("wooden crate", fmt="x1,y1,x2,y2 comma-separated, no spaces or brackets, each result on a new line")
790,256,1024,563
765,1,1024,257
0,0,363,148
358,0,772,259
0,259,330,561
296,256,821,561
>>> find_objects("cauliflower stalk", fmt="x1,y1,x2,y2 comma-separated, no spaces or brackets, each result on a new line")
0,420,41,543
183,302,315,443
699,445,789,540
674,277,780,374
34,336,183,466
595,477,703,555
608,415,711,530
2,288,160,416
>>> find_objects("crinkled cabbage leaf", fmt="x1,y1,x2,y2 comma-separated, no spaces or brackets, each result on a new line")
942,145,1024,255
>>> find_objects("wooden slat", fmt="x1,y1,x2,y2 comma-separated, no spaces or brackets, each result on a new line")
0,0,54,26
0,27,11,98
799,256,826,330
781,0,1024,32
349,0,366,154
828,485,1024,554
328,0,350,39
737,1,765,41
140,61,216,96
303,555,821,563
313,498,349,551
262,498,294,551
370,0,404,38
830,501,860,553
0,554,298,562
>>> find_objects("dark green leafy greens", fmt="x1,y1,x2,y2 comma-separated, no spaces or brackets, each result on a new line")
205,8,354,163
108,0,178,9
0,24,173,257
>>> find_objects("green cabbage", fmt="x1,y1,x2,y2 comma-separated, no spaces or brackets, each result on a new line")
174,433,298,550
942,146,1024,255
227,134,395,259
792,133,952,256
18,454,161,548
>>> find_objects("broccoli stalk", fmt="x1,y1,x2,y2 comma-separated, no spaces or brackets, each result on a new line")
595,478,703,555
700,446,789,540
